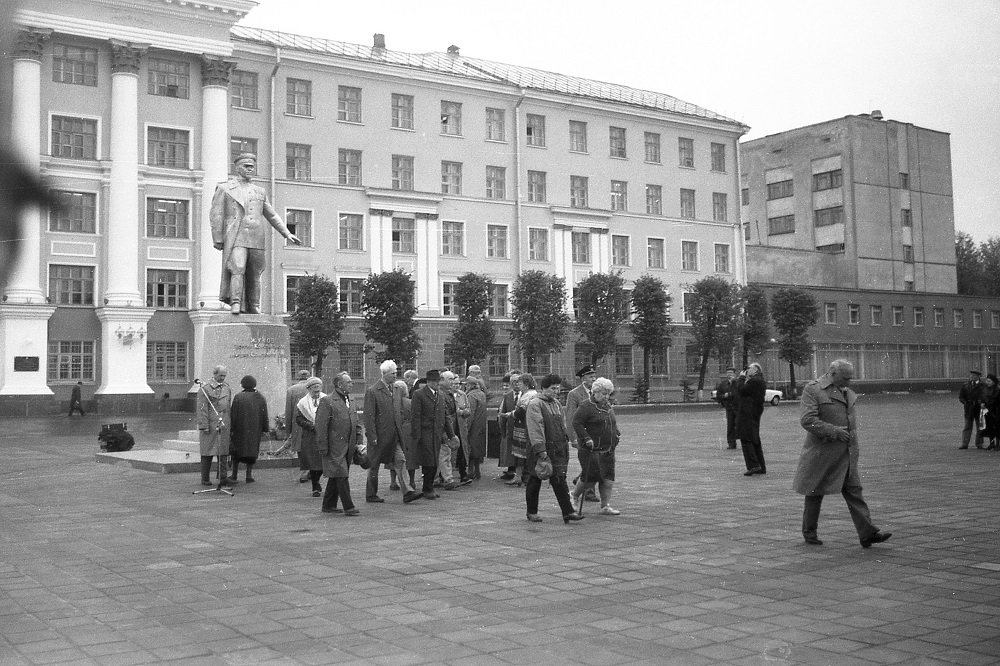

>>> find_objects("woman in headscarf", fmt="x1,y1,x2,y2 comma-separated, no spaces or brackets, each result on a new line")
463,376,488,480
570,377,622,516
228,375,269,483
295,377,326,497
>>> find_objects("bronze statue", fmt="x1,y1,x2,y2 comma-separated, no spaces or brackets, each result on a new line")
209,153,301,314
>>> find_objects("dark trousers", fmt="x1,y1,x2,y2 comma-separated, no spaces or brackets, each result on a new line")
962,415,984,448
802,476,876,541
456,444,468,479
724,406,737,447
740,420,765,471
322,477,355,512
525,474,575,517
309,470,323,492
421,465,437,492
68,401,85,416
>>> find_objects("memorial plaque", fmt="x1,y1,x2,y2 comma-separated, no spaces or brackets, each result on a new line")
14,356,40,372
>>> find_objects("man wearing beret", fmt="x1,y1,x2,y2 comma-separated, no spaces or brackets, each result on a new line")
959,369,985,449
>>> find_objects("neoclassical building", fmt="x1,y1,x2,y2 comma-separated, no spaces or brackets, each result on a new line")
3,0,749,413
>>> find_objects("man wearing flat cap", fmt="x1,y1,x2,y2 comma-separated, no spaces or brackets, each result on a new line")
209,152,301,315
566,364,600,503
410,369,456,499
959,370,984,449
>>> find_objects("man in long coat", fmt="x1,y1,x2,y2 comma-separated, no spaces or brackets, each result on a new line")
197,365,233,486
281,370,311,482
497,371,521,481
565,365,600,501
410,369,454,499
209,152,300,314
315,372,361,515
792,359,892,548
959,369,984,449
364,360,421,504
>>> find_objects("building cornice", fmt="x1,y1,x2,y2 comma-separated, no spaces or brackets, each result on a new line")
365,188,443,216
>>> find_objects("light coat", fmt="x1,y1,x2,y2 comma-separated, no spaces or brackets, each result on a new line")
464,388,488,460
564,384,590,444
792,375,861,496
315,391,361,479
197,380,232,457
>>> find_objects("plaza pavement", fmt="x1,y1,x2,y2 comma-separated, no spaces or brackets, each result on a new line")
1,392,998,665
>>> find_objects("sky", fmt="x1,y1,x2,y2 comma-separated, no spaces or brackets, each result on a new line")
238,0,1000,243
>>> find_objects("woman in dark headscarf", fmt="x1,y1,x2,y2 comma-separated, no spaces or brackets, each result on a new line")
228,375,268,483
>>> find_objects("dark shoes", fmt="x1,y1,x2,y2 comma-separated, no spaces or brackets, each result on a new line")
311,490,321,497
224,476,240,485
584,490,599,502
366,496,385,503
343,508,360,516
563,513,585,524
322,507,343,513
861,531,892,548
526,513,543,523
422,491,439,500
804,535,823,545
499,472,515,481
299,473,310,483
744,467,762,476
403,491,422,503
245,477,255,483
389,483,401,491
443,481,460,491
201,480,213,486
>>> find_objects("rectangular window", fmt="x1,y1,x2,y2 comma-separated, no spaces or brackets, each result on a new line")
646,184,662,215
825,302,837,324
148,57,189,98
440,100,462,135
953,309,964,328
714,244,730,273
609,126,627,158
230,70,259,109
526,114,546,146
337,213,362,250
337,149,362,186
992,311,1000,329
648,238,665,269
489,284,509,318
146,198,188,238
766,179,794,200
933,307,944,327
442,282,460,316
527,170,547,203
680,188,696,219
870,305,883,326
644,132,661,163
681,240,699,271
485,107,505,141
901,209,912,227
615,345,634,376
147,127,189,168
913,307,924,327
391,93,414,129
569,120,587,152
441,221,464,256
49,264,95,305
51,191,96,233
741,188,750,205
817,243,845,253
892,306,904,326
612,235,630,266
285,275,304,312
848,304,860,325
814,206,844,227
903,245,914,263
900,172,910,189
570,176,588,208
572,232,590,264
287,209,313,247
712,192,728,222
610,180,628,211
441,161,462,195
338,86,362,122
528,228,548,261
488,344,510,377
339,278,364,315
286,143,311,180
391,155,414,190
229,137,257,174
392,218,415,253
47,340,95,382
52,44,97,86
678,137,694,167
147,341,188,382
286,78,312,116
711,142,726,172
339,343,365,378
485,166,506,199
682,292,694,323
487,225,508,259
812,169,843,191
51,116,97,160
146,269,188,309
768,214,796,235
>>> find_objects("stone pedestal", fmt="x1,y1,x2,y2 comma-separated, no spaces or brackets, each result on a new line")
195,314,289,421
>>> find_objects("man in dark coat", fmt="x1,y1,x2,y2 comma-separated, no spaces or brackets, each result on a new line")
714,367,738,449
793,359,892,548
497,371,521,482
736,363,766,475
315,372,361,516
68,381,86,416
228,375,268,483
364,359,421,504
959,370,984,449
410,369,455,500
279,370,311,482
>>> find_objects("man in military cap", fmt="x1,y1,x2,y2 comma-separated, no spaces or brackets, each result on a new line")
209,153,301,314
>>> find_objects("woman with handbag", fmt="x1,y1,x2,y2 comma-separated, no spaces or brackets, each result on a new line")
570,377,622,516
524,374,584,524
507,373,537,487
295,377,326,497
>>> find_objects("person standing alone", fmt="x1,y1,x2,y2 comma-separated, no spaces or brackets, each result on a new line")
714,367,738,449
959,369,984,449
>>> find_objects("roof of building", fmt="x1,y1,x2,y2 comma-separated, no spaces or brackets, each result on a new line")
231,25,746,130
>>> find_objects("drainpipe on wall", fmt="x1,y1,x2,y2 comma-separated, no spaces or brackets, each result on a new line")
268,46,281,314
513,89,525,276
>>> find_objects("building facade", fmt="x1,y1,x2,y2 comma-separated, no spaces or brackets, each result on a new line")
3,0,748,413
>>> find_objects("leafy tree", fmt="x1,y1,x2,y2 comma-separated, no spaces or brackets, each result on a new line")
956,231,985,295
686,276,743,391
770,287,818,397
741,283,771,369
630,275,673,404
979,236,1000,296
575,271,627,366
287,274,344,378
510,270,570,372
361,269,420,365
446,272,496,369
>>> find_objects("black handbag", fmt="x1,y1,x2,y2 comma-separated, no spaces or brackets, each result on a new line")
352,444,371,469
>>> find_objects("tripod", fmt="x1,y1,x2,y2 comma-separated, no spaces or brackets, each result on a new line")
191,379,234,497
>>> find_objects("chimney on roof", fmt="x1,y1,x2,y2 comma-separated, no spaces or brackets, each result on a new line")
372,33,386,56
447,45,460,56
871,109,884,120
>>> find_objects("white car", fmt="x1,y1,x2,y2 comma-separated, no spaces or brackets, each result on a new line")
711,388,783,406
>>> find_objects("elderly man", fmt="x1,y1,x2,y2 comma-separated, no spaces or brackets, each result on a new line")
277,370,312,482
364,360,422,504
959,370,984,449
410,369,455,499
714,367,739,449
437,370,470,489
566,365,599,502
197,365,233,487
209,152,301,314
315,372,361,516
793,359,892,548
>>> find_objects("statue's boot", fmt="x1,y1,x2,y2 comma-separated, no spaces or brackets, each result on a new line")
231,300,240,314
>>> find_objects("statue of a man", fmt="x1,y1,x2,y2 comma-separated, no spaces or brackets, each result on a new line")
209,152,301,314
